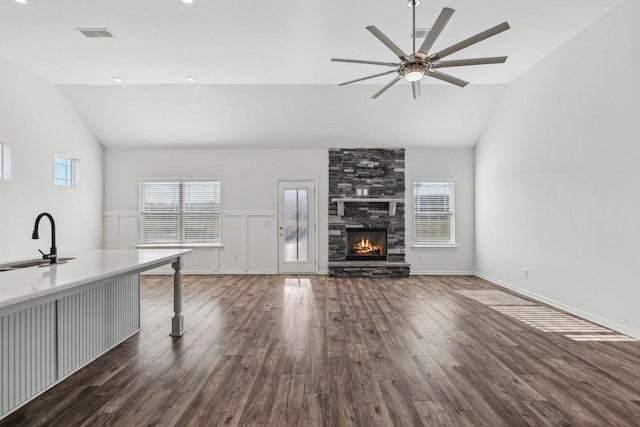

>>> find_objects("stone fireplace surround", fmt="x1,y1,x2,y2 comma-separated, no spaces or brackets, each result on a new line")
328,148,410,277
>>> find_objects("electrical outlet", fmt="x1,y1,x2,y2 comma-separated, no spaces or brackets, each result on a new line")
418,255,424,263
523,268,528,278
264,220,271,226
234,254,239,262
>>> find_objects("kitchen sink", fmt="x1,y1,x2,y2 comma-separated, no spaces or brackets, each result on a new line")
10,259,51,268
0,257,74,272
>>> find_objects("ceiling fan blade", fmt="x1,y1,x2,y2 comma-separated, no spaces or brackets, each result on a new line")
411,81,421,100
366,26,411,61
338,70,399,86
428,22,510,61
427,70,469,88
331,58,400,67
417,7,455,57
432,56,508,68
371,76,402,99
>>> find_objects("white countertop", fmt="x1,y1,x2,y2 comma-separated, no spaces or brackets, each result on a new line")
0,249,191,311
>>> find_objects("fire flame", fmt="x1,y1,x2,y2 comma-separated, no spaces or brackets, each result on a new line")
353,237,382,255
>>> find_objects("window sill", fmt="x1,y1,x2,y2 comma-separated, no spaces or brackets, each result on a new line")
136,243,224,249
411,244,459,249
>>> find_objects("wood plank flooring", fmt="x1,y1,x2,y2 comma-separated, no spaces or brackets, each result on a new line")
2,275,640,426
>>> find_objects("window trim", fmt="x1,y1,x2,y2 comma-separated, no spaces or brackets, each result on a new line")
136,242,224,249
138,179,222,245
0,142,11,180
413,180,456,247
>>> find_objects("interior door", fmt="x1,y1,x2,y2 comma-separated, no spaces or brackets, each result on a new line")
278,180,316,273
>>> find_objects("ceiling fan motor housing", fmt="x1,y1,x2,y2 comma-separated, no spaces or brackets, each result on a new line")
399,60,431,81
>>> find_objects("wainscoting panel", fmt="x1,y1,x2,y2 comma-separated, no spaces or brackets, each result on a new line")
247,215,277,273
218,214,245,272
104,211,277,273
0,302,56,417
57,274,140,378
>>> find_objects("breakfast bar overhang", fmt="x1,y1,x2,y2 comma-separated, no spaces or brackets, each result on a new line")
0,248,192,419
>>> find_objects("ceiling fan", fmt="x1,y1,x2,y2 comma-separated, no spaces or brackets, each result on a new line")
331,0,510,99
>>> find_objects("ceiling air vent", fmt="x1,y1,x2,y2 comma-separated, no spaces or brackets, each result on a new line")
77,28,115,38
411,28,430,38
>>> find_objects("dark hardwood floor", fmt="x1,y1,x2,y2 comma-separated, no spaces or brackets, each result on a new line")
3,274,640,426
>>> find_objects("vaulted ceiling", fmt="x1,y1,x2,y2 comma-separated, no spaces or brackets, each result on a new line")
0,0,625,148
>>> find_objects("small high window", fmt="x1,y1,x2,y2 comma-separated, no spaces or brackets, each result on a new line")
0,142,11,180
54,155,79,187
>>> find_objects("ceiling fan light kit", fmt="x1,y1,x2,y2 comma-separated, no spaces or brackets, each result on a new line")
332,2,510,99
401,62,429,82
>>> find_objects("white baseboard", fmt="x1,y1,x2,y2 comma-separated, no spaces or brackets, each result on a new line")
474,272,640,340
410,270,474,276
245,270,278,275
141,269,276,275
141,270,215,275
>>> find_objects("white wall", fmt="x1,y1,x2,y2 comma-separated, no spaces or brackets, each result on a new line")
475,0,640,337
406,148,475,274
103,148,328,273
0,57,103,262
61,84,505,149
105,146,474,275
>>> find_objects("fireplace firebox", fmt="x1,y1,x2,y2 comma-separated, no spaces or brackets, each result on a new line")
346,228,387,261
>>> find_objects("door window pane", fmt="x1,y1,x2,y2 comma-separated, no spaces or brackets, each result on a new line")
283,189,309,262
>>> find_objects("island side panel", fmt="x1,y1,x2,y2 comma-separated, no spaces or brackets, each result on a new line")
0,302,57,417
57,274,140,378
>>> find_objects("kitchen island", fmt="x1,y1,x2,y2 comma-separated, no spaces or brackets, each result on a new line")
0,248,191,419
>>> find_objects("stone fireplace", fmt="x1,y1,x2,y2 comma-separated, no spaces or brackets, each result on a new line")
328,148,410,277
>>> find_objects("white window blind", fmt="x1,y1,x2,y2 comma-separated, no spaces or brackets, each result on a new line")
414,181,455,245
138,180,221,244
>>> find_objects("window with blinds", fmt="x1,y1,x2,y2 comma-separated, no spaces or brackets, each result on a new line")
138,180,221,244
413,181,455,246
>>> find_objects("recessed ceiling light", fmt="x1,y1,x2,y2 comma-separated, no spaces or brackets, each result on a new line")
182,0,193,4
186,76,196,82
15,0,28,4
112,77,123,83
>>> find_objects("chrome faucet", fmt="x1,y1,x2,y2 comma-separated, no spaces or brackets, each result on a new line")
32,212,58,264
